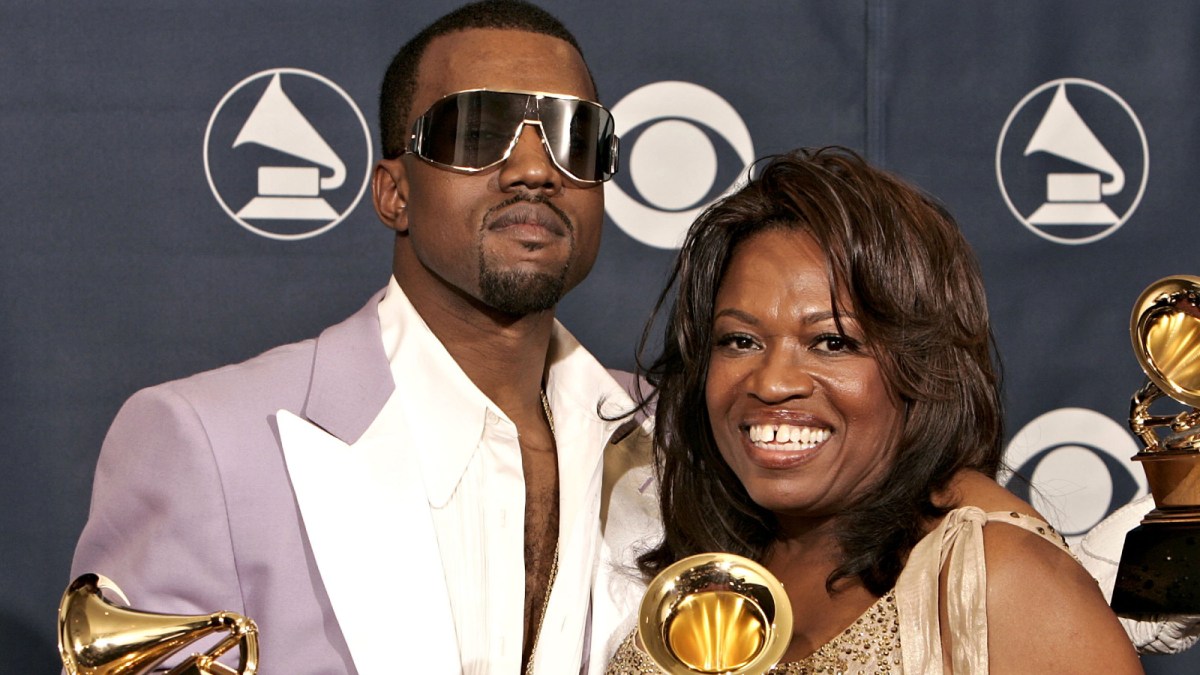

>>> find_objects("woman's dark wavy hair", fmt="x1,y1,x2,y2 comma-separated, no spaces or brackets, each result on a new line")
635,146,1004,595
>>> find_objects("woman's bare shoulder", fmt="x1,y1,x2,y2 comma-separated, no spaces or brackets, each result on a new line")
940,472,1143,673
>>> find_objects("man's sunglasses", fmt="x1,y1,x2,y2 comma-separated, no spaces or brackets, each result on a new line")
404,89,620,184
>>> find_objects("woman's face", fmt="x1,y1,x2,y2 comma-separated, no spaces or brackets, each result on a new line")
705,227,904,520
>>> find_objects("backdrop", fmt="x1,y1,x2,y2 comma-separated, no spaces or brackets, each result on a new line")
4,1,1198,672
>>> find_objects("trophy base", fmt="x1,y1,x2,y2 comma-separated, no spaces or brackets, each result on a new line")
1111,520,1200,617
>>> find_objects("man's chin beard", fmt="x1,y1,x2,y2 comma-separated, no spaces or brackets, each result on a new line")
478,266,568,316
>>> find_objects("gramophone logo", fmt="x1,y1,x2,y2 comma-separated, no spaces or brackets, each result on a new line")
606,81,755,249
996,78,1149,245
204,68,373,241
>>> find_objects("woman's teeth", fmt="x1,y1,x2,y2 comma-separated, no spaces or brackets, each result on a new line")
747,423,830,450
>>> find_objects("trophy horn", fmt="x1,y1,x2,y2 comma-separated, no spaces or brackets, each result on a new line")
1131,275,1200,437
637,553,792,675
1128,275,1200,502
58,573,259,675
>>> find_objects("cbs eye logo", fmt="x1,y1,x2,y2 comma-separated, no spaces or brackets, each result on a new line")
204,68,373,241
606,81,755,249
999,407,1146,545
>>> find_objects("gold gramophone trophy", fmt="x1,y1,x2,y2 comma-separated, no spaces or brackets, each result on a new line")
1112,275,1200,616
58,573,259,675
637,553,792,675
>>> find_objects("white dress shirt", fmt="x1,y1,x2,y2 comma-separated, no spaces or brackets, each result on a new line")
377,277,635,674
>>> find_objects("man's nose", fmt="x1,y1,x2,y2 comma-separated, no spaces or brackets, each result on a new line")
498,123,563,194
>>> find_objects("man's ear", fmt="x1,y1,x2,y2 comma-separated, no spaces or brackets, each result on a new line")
372,157,410,233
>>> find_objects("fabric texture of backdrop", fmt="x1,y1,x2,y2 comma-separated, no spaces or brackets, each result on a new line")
3,1,1197,672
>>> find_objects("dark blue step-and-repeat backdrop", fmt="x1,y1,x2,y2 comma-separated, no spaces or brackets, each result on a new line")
4,2,1198,672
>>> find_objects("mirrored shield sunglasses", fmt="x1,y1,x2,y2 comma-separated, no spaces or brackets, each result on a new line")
404,88,620,184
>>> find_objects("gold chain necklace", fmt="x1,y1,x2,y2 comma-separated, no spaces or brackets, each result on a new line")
540,389,554,433
526,389,559,675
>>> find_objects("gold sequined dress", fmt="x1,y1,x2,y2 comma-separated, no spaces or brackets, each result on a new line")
605,507,1071,675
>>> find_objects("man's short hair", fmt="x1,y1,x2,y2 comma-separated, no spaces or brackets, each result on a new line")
379,0,596,159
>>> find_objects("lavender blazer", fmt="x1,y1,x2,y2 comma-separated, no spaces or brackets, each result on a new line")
70,290,659,674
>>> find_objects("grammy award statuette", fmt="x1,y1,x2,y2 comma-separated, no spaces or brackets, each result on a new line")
58,573,259,675
638,553,792,675
1113,275,1200,616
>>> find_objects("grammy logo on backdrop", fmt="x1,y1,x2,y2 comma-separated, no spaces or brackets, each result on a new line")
1023,83,1123,226
234,73,344,222
996,78,1149,245
205,68,373,241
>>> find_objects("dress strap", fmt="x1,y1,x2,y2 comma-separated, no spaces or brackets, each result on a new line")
893,507,1075,675
983,510,1072,554
894,506,989,675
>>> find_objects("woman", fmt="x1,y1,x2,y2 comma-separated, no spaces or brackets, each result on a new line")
608,147,1141,674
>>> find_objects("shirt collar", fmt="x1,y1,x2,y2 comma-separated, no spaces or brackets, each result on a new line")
377,277,636,507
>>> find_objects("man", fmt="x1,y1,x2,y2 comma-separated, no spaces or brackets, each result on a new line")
69,2,658,673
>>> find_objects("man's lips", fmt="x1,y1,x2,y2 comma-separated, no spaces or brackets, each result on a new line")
485,201,569,238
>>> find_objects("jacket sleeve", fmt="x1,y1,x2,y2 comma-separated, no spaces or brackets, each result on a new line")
69,384,246,619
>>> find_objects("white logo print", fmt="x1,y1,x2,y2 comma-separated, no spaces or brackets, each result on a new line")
996,78,1148,245
999,407,1147,545
205,68,373,241
606,81,755,249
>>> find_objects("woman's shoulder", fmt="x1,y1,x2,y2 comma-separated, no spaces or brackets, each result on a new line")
939,470,1068,548
922,470,1085,611
939,472,1143,673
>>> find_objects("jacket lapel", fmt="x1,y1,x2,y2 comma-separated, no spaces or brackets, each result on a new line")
277,291,460,674
303,289,394,446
